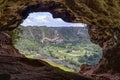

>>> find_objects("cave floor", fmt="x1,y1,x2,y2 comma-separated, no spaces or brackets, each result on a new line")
0,55,92,80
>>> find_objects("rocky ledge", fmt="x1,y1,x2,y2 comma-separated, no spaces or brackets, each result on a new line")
0,55,92,80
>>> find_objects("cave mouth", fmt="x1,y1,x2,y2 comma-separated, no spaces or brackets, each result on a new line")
14,12,102,72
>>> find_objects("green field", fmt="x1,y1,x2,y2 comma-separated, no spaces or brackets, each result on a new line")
14,26,102,72
26,54,74,72
16,39,102,72
44,43,102,71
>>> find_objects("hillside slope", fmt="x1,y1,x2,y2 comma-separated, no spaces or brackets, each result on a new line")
15,26,102,72
21,26,89,44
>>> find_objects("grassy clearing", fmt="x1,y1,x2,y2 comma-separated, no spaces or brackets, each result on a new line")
41,59,74,72
26,54,36,59
45,43,102,71
26,54,73,72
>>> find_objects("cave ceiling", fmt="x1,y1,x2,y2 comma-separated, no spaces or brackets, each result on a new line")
0,0,120,30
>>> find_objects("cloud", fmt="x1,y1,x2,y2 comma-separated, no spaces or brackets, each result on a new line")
21,12,86,27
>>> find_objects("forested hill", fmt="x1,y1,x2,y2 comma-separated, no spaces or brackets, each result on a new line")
15,26,102,71
21,26,90,45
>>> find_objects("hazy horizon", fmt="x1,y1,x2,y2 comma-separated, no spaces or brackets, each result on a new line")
21,12,86,27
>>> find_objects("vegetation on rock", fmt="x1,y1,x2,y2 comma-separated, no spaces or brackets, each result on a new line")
9,25,23,44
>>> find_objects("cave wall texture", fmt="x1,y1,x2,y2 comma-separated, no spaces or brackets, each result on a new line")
0,0,120,77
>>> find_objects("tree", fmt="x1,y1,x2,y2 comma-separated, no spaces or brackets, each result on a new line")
9,25,23,44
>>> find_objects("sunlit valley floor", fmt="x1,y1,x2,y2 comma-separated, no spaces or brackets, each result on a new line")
15,26,102,72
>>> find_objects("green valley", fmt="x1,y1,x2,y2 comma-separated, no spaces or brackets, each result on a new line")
15,26,102,72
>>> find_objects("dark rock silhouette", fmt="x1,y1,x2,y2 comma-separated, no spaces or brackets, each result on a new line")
0,74,11,80
0,55,92,80
0,32,23,57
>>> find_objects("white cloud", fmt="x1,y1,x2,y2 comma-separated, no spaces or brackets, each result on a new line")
21,12,86,27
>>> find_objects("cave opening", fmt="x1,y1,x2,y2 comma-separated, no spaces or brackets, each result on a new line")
14,12,102,72
1,0,120,79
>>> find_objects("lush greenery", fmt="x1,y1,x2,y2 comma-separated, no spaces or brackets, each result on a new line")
9,25,23,44
45,43,102,71
15,26,102,72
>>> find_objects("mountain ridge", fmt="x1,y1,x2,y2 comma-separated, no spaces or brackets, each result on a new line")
21,26,90,45
15,26,102,72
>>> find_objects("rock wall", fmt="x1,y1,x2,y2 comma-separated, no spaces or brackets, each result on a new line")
0,31,23,57
0,0,120,79
88,26,120,73
0,0,120,30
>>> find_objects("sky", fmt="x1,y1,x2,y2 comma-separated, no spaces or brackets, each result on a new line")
21,12,86,27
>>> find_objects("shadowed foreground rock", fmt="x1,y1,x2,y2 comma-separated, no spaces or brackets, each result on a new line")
0,31,23,57
0,55,92,80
